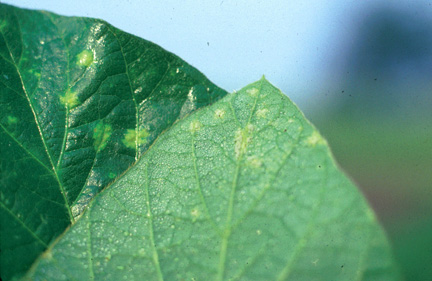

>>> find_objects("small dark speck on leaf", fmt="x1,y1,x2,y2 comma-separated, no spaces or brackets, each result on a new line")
341,265,344,268
207,42,209,46
374,78,377,81
284,129,287,132
341,90,344,93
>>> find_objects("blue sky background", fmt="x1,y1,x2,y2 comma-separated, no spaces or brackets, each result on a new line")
4,1,432,112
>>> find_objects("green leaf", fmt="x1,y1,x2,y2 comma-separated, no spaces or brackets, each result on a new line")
27,78,400,280
0,4,227,280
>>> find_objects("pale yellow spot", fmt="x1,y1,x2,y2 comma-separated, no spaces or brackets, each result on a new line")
191,208,200,222
122,128,149,149
28,69,41,79
247,156,262,168
138,248,146,256
214,108,226,119
93,122,112,152
234,124,254,159
306,131,326,147
7,116,18,125
42,250,53,260
60,90,80,109
256,229,262,235
189,120,202,133
77,49,94,67
0,20,7,31
246,87,259,97
134,86,143,95
256,108,268,118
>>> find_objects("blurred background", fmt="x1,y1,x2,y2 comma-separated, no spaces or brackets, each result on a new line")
4,1,432,279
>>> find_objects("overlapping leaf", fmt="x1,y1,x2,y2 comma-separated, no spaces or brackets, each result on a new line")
0,4,227,280
27,79,400,280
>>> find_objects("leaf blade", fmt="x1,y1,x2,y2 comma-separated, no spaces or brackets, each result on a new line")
27,78,400,280
0,4,227,280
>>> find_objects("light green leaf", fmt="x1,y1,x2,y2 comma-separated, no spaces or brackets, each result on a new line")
27,78,400,280
0,4,226,280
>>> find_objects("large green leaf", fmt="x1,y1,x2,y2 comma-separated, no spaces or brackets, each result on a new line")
0,4,227,280
27,78,399,280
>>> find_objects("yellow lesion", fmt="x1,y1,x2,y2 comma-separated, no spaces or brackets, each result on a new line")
246,87,259,97
256,108,268,118
189,120,202,133
0,19,7,32
247,156,262,168
305,131,326,147
234,124,254,159
28,69,41,79
214,108,226,119
122,128,149,149
76,49,94,67
190,207,200,222
93,121,113,152
59,90,80,109
7,116,18,125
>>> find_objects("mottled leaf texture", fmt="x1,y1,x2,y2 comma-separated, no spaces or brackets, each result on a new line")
0,4,227,280
27,79,400,280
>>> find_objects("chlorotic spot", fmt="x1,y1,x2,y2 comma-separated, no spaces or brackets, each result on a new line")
108,172,117,179
0,20,7,31
246,87,259,97
28,69,41,79
234,124,254,159
60,90,80,109
247,156,262,168
76,49,94,67
134,86,143,95
138,248,146,256
122,128,149,149
7,116,18,125
42,250,53,260
256,108,268,118
256,229,262,235
306,131,326,147
189,120,202,133
191,207,200,222
214,108,226,119
93,121,113,152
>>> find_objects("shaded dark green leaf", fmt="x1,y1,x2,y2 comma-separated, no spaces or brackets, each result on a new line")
0,4,226,280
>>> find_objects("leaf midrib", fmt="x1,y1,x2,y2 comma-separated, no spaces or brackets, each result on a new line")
216,80,264,280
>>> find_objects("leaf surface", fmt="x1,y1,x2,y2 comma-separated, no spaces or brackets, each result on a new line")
27,78,399,280
0,4,226,280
